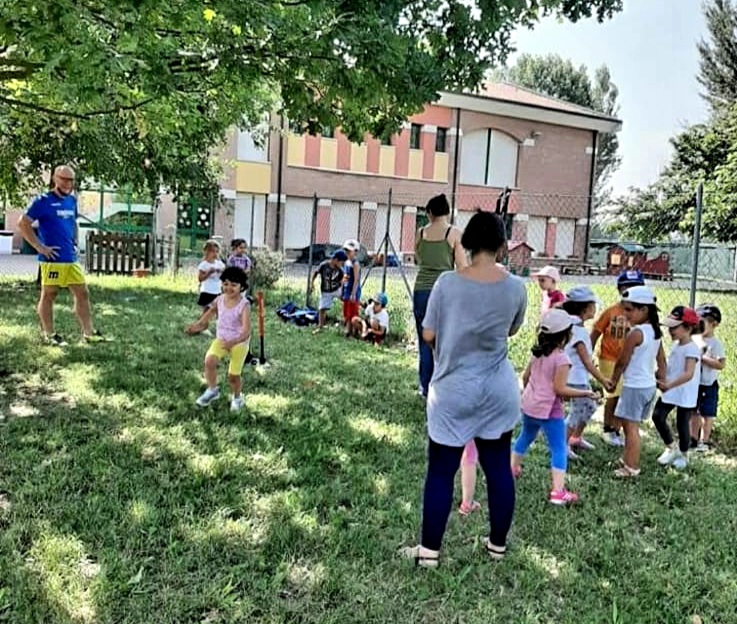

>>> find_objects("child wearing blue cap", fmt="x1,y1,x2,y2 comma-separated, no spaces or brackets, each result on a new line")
351,292,390,344
562,286,608,458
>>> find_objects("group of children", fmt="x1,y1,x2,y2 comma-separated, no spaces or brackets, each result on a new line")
460,266,726,509
187,237,392,412
311,239,390,344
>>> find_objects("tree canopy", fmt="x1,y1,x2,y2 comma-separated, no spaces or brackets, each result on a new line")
604,0,737,243
495,53,621,207
0,0,623,201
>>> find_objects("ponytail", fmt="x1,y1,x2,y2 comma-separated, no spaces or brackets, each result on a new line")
647,304,662,339
531,327,572,358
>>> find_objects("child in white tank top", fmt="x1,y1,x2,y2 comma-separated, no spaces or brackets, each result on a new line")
606,286,665,478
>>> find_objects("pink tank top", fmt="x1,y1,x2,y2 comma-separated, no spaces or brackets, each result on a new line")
216,296,249,343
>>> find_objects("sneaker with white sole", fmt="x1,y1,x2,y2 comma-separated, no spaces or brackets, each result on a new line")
671,453,689,470
45,333,68,347
230,396,245,412
549,489,579,505
196,387,220,407
695,441,712,452
571,437,596,451
603,431,622,447
567,447,581,460
657,447,679,466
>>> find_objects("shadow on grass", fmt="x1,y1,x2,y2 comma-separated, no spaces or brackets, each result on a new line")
2,279,737,623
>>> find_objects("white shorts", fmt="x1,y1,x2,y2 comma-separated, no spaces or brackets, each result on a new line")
319,290,341,311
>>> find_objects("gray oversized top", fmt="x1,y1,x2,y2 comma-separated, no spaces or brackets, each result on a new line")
422,270,527,446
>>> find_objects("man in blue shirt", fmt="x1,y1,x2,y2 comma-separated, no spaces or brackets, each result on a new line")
18,165,106,346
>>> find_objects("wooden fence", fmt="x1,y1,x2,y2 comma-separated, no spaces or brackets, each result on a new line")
85,232,179,276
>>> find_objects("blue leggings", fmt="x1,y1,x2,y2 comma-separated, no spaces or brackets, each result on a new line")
512,415,567,471
421,431,515,551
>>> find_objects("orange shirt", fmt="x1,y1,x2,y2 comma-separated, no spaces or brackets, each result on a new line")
594,303,630,362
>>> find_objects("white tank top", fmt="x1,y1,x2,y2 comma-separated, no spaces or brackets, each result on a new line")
623,324,660,389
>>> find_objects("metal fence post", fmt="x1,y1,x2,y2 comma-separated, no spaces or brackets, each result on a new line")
689,182,704,308
381,188,392,293
306,193,318,308
249,194,256,252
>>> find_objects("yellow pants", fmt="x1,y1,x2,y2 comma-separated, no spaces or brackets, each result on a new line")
598,359,623,399
206,339,248,376
39,262,86,287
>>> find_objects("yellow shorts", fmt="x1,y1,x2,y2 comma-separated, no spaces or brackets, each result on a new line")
599,359,623,399
40,262,86,288
206,339,249,376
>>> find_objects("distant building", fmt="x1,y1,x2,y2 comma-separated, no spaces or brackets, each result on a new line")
211,82,620,260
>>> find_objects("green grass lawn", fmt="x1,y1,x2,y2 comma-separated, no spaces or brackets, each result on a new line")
1,272,737,624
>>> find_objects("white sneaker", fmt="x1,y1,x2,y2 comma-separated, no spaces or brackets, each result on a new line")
196,387,220,407
657,447,679,466
671,453,689,470
603,431,622,447
230,396,245,412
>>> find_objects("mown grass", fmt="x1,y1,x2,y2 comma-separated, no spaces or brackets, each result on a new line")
1,270,736,624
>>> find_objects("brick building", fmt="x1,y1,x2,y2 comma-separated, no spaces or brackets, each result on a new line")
212,82,621,260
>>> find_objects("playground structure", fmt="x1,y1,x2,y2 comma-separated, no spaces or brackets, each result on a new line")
604,243,673,280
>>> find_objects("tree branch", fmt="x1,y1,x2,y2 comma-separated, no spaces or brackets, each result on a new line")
0,94,158,118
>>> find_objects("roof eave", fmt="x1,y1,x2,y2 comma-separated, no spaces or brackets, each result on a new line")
438,91,622,134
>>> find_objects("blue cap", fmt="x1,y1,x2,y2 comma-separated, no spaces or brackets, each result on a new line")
617,269,645,287
374,292,389,306
566,286,601,304
331,249,348,261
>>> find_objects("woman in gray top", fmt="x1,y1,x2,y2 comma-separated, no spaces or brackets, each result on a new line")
402,210,527,567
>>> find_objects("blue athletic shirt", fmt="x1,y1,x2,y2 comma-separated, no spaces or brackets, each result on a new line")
25,192,78,263
341,259,361,301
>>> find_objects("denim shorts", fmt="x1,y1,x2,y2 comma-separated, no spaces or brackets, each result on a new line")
698,382,719,418
615,386,656,423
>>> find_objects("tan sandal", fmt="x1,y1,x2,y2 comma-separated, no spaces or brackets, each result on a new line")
399,545,440,568
614,464,641,478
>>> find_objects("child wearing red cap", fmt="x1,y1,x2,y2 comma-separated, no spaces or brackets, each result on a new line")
652,306,702,470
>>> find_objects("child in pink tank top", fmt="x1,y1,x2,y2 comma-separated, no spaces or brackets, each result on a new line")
186,267,252,412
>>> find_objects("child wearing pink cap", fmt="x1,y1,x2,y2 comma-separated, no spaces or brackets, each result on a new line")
531,265,565,315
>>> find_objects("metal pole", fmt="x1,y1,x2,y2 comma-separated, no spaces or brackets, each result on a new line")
450,107,462,225
382,188,392,293
249,194,256,251
689,182,704,308
306,193,318,308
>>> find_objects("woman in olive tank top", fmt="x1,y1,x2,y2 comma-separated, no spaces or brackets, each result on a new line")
414,194,466,396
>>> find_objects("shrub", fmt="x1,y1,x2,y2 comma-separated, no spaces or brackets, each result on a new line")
249,248,284,291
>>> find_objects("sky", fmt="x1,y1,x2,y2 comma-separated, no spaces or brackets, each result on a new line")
508,0,709,197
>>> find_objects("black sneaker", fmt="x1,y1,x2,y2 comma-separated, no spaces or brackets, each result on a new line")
45,333,68,347
689,437,699,450
84,330,111,344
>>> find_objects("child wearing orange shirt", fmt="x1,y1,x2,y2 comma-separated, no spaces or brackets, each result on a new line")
590,270,645,446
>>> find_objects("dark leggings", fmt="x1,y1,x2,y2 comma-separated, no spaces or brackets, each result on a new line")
652,399,693,453
421,431,515,551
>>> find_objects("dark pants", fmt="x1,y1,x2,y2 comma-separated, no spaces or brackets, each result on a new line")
421,431,515,551
652,399,693,453
413,289,433,396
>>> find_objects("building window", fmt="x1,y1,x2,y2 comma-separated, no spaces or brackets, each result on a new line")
435,127,448,153
321,125,335,139
410,123,422,149
459,129,518,188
